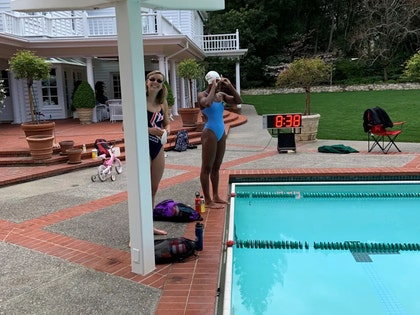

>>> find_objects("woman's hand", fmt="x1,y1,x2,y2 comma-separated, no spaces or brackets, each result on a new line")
149,127,165,137
220,77,232,86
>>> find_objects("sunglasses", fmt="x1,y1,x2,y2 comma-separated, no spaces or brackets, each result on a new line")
148,77,163,84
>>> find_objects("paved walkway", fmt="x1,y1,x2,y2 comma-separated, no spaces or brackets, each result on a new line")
1,105,420,315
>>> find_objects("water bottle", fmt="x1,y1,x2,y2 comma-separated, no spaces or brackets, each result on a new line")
82,144,87,153
194,191,201,213
200,195,205,213
195,222,203,251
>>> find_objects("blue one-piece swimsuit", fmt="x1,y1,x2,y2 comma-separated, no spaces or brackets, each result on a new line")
202,100,225,141
148,109,165,160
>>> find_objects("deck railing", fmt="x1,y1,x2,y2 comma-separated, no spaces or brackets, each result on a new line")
0,11,240,52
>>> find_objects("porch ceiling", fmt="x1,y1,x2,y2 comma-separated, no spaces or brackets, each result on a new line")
0,34,204,62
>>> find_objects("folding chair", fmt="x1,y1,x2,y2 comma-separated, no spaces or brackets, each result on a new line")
363,106,405,154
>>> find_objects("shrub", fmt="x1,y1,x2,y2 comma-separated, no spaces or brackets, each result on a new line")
72,81,95,109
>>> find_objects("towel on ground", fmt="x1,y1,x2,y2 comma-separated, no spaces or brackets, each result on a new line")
318,144,359,154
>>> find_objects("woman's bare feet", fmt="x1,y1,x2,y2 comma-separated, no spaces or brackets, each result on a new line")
205,201,225,209
213,197,229,205
153,227,167,235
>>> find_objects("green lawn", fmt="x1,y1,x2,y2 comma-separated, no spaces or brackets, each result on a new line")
242,89,420,142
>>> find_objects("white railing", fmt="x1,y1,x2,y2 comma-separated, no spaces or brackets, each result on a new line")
0,11,240,52
199,30,240,52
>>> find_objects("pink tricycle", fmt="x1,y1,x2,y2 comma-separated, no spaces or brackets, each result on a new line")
91,144,123,182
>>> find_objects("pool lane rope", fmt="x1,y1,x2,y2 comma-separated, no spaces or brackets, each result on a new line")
234,240,420,252
235,191,420,199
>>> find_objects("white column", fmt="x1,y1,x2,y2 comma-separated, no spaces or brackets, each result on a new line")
115,0,155,275
86,57,98,123
169,59,178,115
158,55,165,75
86,57,94,88
235,61,241,94
9,73,24,124
180,78,186,108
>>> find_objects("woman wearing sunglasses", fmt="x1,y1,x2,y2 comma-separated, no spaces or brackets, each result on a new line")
146,70,171,235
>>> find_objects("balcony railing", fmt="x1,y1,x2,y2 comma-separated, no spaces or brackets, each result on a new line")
0,11,241,53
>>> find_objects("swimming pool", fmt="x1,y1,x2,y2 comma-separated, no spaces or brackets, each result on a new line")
221,180,420,315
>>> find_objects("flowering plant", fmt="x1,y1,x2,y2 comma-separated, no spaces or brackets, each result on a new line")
0,80,6,113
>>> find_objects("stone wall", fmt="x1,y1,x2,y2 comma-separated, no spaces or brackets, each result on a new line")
241,83,420,95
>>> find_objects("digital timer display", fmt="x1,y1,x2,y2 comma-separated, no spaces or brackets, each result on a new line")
263,113,302,129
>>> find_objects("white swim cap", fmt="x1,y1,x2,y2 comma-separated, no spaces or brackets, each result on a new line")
205,71,221,84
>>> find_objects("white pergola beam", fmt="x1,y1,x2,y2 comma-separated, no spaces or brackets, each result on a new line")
11,0,224,11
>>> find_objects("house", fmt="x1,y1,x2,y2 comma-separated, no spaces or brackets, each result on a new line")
0,1,247,123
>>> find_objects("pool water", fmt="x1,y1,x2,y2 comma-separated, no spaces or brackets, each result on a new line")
226,182,420,315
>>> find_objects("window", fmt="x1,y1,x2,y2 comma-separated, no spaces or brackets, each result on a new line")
111,73,121,98
41,68,58,106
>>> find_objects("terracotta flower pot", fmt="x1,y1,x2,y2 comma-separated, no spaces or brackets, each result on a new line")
21,121,55,137
26,135,54,160
67,148,83,164
59,140,74,155
179,108,200,127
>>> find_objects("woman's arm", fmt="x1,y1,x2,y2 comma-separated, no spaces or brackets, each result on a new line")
162,100,171,134
220,78,242,105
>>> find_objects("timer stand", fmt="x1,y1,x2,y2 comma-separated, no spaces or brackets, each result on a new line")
262,114,302,153
276,129,299,153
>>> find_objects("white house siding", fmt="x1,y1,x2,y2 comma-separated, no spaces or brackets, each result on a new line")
0,0,11,11
86,7,115,16
160,10,204,50
92,59,120,100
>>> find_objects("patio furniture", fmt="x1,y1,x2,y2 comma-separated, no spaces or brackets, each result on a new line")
107,99,123,122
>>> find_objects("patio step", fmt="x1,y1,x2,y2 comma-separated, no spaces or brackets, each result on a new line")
0,110,245,168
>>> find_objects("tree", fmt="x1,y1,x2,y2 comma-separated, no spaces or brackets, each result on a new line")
8,50,51,122
206,0,420,87
276,57,331,115
350,0,420,82
177,59,203,108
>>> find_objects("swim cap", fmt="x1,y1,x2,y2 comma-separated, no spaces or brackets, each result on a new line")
205,71,221,84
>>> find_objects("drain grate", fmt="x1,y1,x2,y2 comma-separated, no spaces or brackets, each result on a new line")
351,250,401,263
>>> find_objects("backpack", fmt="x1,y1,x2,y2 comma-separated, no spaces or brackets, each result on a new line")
153,199,203,222
174,130,188,152
154,237,197,264
94,138,110,157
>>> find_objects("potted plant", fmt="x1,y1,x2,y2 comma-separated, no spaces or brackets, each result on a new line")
177,58,203,127
276,57,331,141
9,50,56,160
8,50,54,137
164,81,175,108
72,80,96,124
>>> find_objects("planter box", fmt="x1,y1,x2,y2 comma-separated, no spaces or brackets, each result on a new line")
295,114,320,142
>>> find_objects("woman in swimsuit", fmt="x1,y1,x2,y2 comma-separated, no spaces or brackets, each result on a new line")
146,70,171,234
198,71,242,208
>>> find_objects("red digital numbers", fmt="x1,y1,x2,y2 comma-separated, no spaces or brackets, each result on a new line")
290,114,301,127
275,115,284,128
269,114,301,128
